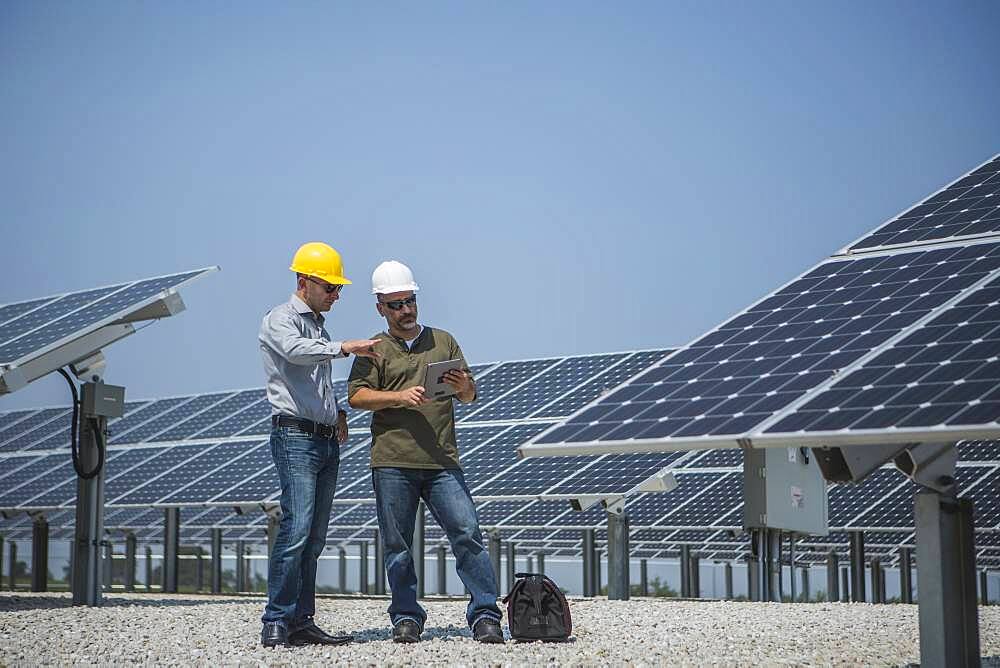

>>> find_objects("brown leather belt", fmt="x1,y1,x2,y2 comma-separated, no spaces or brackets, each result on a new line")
271,415,336,439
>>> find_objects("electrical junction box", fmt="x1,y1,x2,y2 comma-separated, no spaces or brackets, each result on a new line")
742,447,828,534
81,382,126,418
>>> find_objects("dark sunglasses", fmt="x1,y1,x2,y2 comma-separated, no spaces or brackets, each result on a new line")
380,295,417,311
306,277,343,294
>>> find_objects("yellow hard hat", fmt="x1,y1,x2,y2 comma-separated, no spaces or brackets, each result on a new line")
289,242,353,285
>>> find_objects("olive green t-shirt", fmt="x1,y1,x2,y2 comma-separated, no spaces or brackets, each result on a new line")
347,327,474,469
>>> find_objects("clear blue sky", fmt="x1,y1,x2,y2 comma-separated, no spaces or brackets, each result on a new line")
2,1,999,410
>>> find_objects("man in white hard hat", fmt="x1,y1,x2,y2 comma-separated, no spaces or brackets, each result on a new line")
348,260,504,644
259,242,381,649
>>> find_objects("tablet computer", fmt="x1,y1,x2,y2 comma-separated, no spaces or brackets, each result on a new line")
423,358,466,399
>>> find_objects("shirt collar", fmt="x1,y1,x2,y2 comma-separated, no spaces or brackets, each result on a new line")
391,325,425,348
290,294,323,322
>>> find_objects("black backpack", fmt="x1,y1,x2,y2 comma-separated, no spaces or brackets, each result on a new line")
502,573,572,642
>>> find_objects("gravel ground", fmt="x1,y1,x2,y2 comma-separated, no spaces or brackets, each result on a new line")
1,592,999,666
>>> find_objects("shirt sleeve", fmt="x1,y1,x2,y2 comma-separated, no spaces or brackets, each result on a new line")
348,353,381,399
259,309,344,366
451,335,476,402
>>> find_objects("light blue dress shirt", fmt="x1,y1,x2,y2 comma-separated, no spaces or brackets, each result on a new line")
259,294,347,426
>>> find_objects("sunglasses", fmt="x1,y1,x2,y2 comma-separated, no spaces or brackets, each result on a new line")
306,277,343,294
380,295,417,311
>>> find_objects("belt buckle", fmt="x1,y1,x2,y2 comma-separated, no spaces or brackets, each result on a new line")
321,423,335,439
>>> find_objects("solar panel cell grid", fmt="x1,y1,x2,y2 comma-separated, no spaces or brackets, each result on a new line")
155,390,262,441
455,358,561,421
0,408,66,450
535,241,1000,447
109,397,194,444
116,393,232,443
194,397,270,440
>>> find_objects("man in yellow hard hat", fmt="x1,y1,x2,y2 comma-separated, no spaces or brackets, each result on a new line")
347,260,504,644
259,242,381,648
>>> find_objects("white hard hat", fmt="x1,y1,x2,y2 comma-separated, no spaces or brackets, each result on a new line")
372,260,420,294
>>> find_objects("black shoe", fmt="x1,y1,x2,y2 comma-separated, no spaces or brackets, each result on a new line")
392,619,422,643
472,618,504,644
261,622,289,648
288,621,353,646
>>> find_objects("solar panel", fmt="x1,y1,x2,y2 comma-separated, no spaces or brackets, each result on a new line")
0,268,216,367
847,155,1000,252
154,390,263,442
526,241,1000,455
763,271,1000,437
543,452,687,496
455,358,562,421
0,409,68,452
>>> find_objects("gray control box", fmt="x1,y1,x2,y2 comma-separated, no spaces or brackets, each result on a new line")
743,447,828,534
81,382,126,418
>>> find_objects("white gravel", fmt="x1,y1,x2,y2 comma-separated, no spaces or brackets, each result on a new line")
1,592,999,666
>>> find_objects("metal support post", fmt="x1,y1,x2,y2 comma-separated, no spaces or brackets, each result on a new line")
210,529,222,594
102,540,113,591
31,517,49,592
414,502,425,598
582,529,595,597
640,559,649,596
680,544,692,598
849,531,866,602
914,491,979,667
596,545,602,595
980,570,989,606
789,535,796,602
144,545,153,591
747,555,760,601
606,510,630,600
724,562,733,600
752,529,782,602
488,530,502,591
71,405,107,607
840,567,849,602
436,544,446,595
195,547,204,592
0,535,4,586
537,552,545,576
124,533,136,592
8,542,17,590
338,546,347,593
690,552,701,599
826,552,839,602
374,528,386,595
871,558,886,604
162,508,180,593
526,556,533,573
801,566,810,602
236,541,246,592
359,541,369,595
506,541,517,594
900,547,913,604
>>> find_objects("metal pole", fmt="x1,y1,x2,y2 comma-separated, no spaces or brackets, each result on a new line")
0,535,4,586
236,541,246,592
900,547,913,604
71,404,107,607
724,562,733,600
196,547,204,592
8,541,17,591
789,535,796,603
374,528,386,595
210,529,222,594
536,552,545,576
414,502,425,598
144,545,153,591
606,511,629,600
748,554,760,602
124,533,136,592
506,541,517,594
914,491,980,667
690,552,701,599
801,566,810,602
526,556,534,573
359,541,369,595
849,531,866,602
826,552,839,602
338,546,346,593
980,570,989,606
31,518,49,592
595,544,602,595
640,559,649,597
488,530,501,592
840,567,849,603
759,529,781,602
436,544,446,595
680,545,691,598
162,508,180,593
582,529,595,597
102,540,113,591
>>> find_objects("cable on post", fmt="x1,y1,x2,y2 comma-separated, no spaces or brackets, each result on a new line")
57,368,105,479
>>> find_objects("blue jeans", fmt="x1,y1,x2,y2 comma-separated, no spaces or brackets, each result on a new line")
373,467,501,630
261,426,339,630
